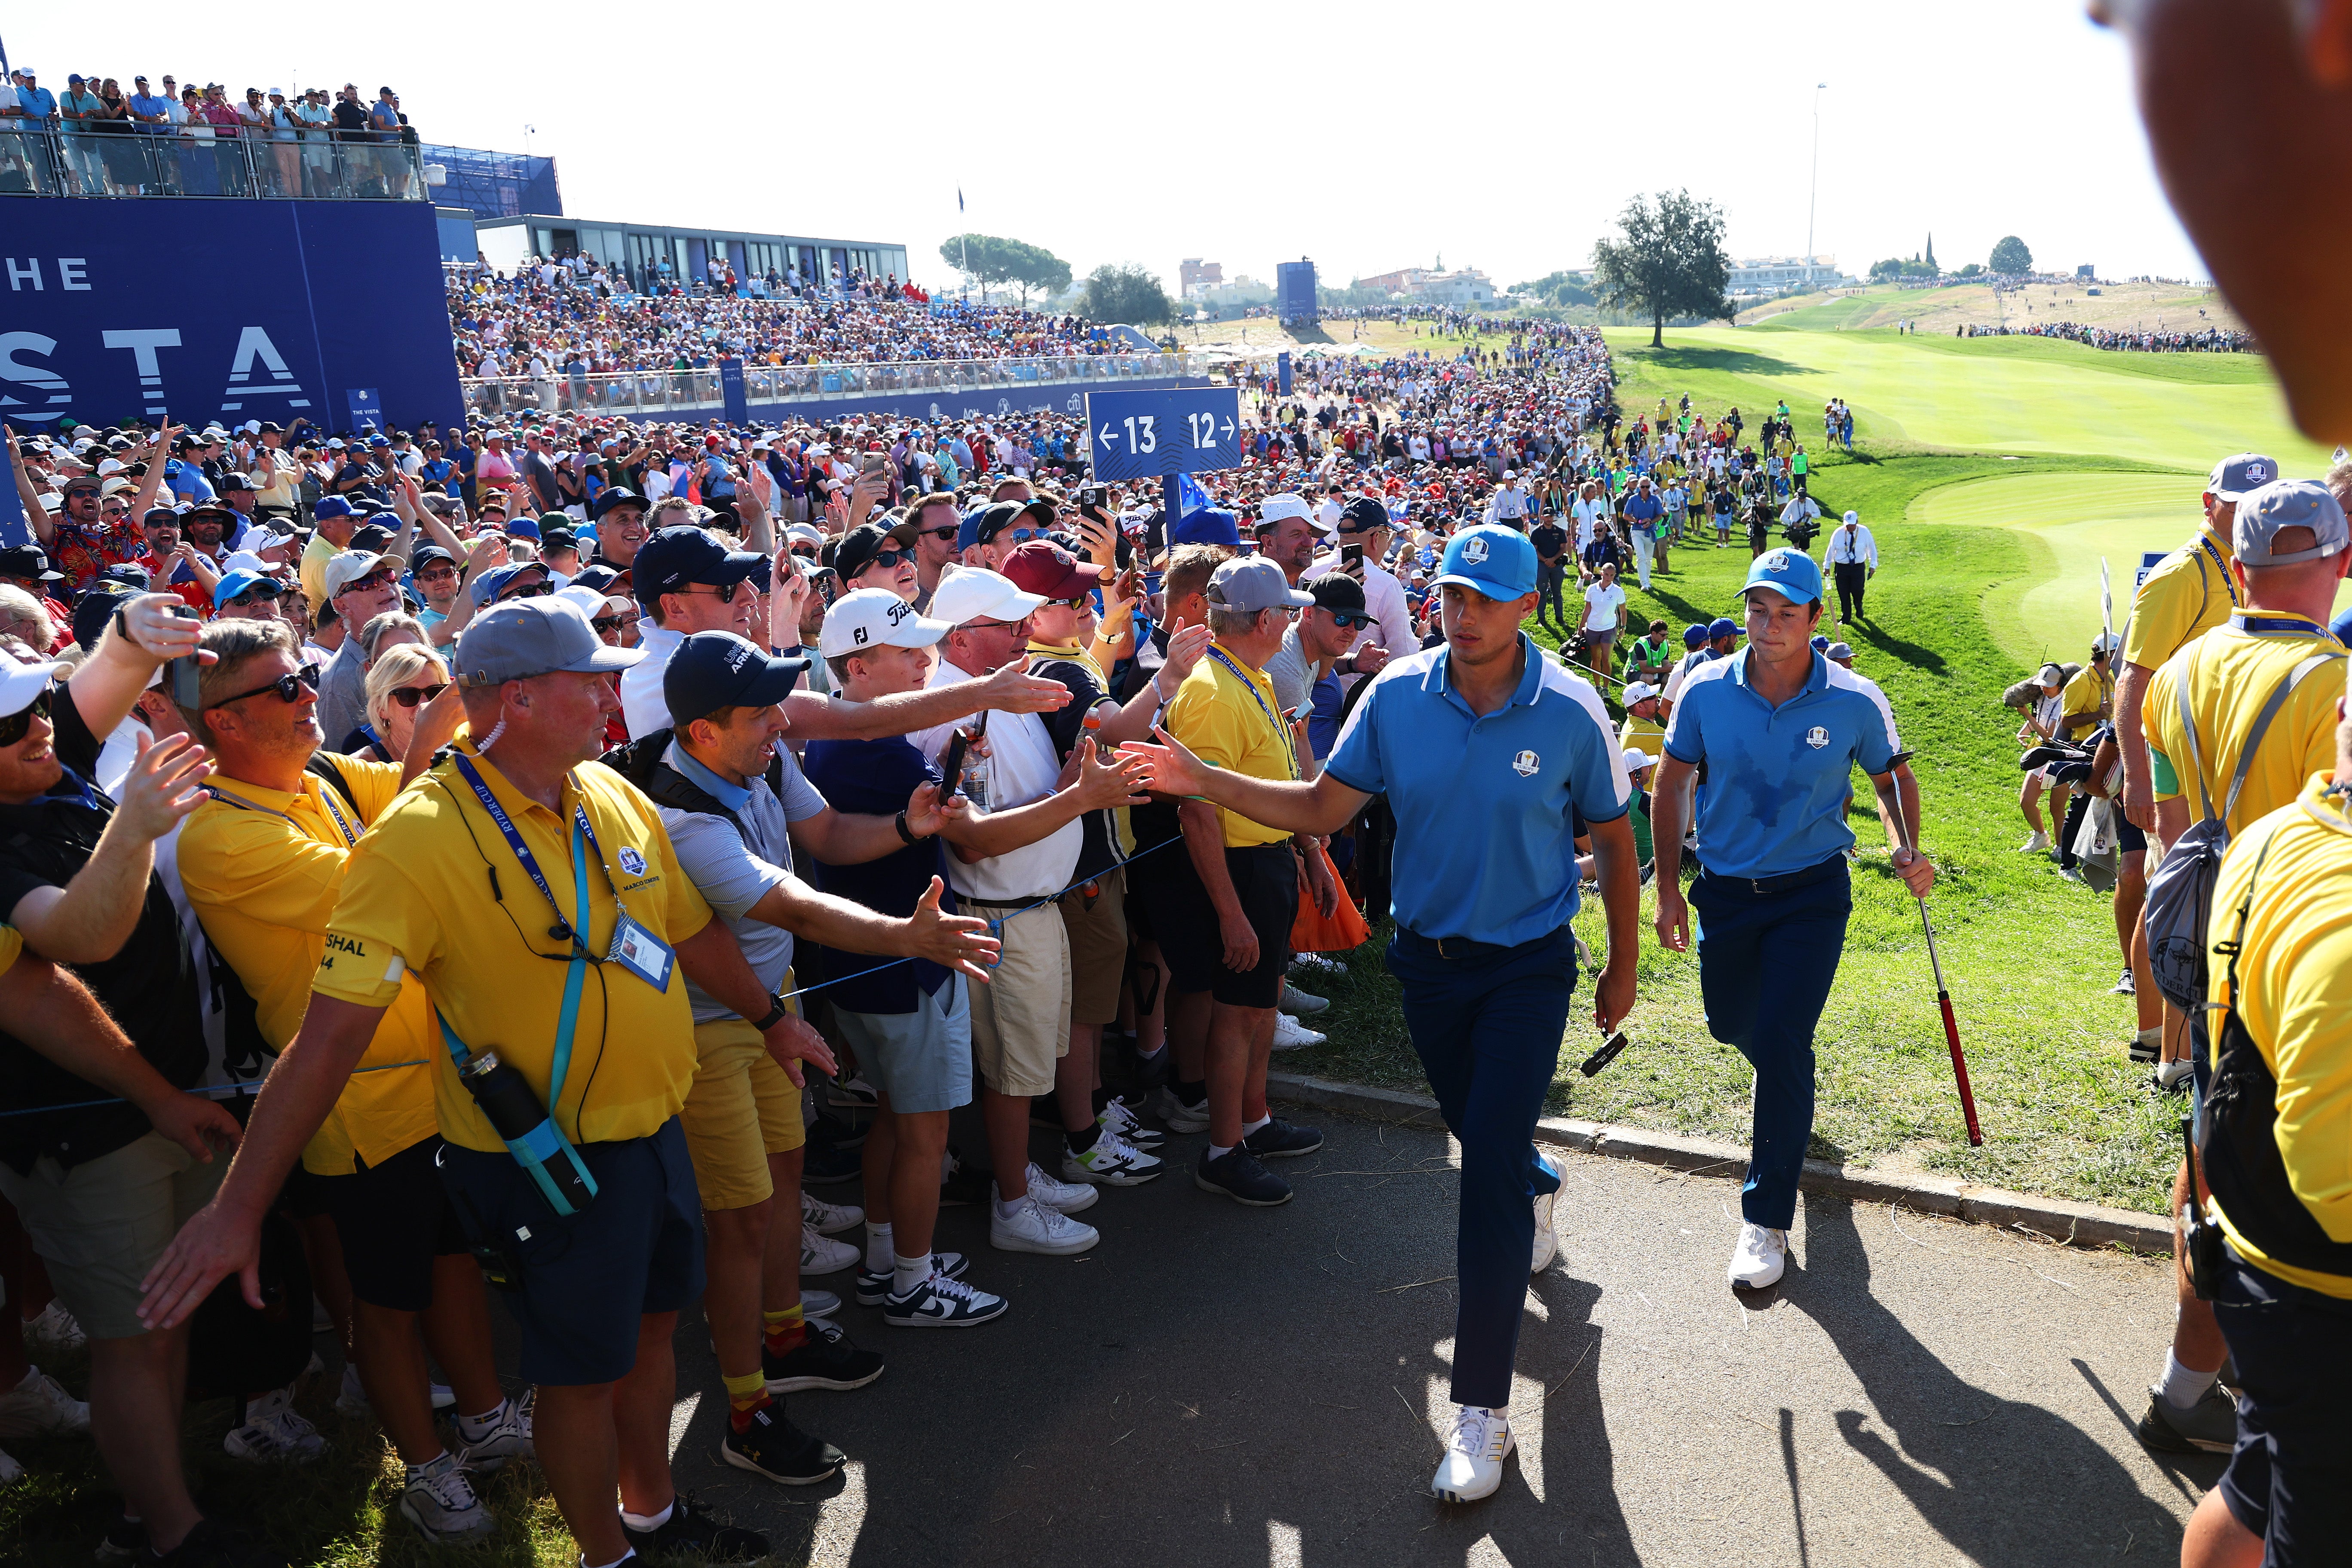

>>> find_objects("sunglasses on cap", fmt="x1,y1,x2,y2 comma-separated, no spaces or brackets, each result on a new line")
0,689,54,749
388,682,449,708
208,664,320,710
1001,527,1045,544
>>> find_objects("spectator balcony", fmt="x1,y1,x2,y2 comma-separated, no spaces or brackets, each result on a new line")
461,352,1220,420
0,127,429,201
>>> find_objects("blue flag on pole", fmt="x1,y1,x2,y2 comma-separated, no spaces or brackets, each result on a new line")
1176,472,1212,519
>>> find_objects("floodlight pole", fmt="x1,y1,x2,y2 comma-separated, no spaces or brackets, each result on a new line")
1806,84,1826,275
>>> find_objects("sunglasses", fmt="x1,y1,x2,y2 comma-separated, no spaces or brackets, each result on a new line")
919,525,958,542
497,579,554,601
208,664,319,710
230,583,285,605
1001,527,1044,544
858,549,912,573
388,682,449,708
1326,610,1375,630
340,568,400,594
1055,594,1095,610
0,688,54,749
591,612,641,635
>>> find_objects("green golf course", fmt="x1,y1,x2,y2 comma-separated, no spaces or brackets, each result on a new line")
1297,322,2338,1219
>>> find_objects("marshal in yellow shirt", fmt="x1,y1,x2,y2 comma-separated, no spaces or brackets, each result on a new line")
2205,776,2352,1299
2144,615,2344,839
1164,643,1300,849
179,758,438,1176
2059,662,2111,738
311,740,712,1155
2120,525,2239,673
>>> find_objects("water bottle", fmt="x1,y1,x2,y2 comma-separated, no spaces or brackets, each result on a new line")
458,1050,596,1215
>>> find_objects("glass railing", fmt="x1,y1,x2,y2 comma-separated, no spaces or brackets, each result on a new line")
458,352,1219,420
0,128,427,200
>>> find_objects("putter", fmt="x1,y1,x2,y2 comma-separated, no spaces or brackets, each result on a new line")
1578,1029,1630,1077
1884,753,1984,1146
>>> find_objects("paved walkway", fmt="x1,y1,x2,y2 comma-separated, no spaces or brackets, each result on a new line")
665,1112,2215,1567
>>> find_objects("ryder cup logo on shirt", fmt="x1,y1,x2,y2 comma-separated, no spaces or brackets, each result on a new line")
1511,749,1540,777
1463,536,1491,564
1804,726,1830,750
618,846,648,876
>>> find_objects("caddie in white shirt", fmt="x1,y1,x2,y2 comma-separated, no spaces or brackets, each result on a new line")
1825,510,1879,625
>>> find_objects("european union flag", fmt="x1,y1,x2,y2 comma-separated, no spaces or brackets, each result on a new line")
1176,472,1212,519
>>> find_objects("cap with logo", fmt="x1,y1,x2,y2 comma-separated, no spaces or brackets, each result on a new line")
323,551,392,599
410,545,458,573
0,547,65,583
633,525,764,606
1208,556,1314,615
455,597,642,689
818,588,954,657
1337,497,1391,535
1256,493,1314,530
1623,681,1660,705
0,657,64,721
665,630,809,728
2206,452,2278,503
2232,477,2350,565
1738,548,1824,606
927,567,1044,628
1002,539,1106,600
1432,524,1536,599
591,486,644,521
830,519,920,584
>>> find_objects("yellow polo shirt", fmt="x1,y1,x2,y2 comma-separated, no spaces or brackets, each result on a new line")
179,759,438,1176
2121,525,2238,673
1164,642,1298,849
2059,662,2111,737
1618,710,1666,761
0,926,21,976
312,740,712,1155
2144,616,2344,839
2206,778,2352,1298
300,532,340,616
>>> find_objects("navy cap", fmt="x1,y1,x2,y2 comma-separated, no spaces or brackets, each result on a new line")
1337,496,1391,533
664,631,809,729
572,563,623,596
1171,508,1241,548
591,487,645,520
72,585,133,651
1707,616,1741,641
1432,525,1537,600
633,525,765,606
542,527,578,552
100,563,152,591
410,545,458,573
1738,548,1823,606
1682,622,1709,648
0,547,64,582
312,496,354,521
142,506,184,530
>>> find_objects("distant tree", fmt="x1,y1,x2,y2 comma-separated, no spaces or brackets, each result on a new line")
1957,262,1984,278
1590,190,1733,347
1512,270,1598,308
1868,257,1907,283
938,233,1072,306
1989,235,2034,275
1080,263,1176,325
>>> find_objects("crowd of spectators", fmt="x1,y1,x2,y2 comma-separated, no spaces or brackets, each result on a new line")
1958,319,2256,353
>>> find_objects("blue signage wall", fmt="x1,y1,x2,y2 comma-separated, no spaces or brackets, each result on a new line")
508,376,1224,430
0,199,462,438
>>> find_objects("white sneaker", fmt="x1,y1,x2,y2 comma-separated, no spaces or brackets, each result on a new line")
1531,1185,1560,1276
1430,1405,1515,1502
989,1194,1100,1256
802,1191,865,1234
1729,1223,1789,1289
1062,1129,1164,1186
1270,1013,1327,1051
454,1388,534,1473
2018,831,2050,853
1277,985,1330,1017
334,1363,369,1418
0,1366,88,1437
2058,864,2088,885
398,1452,495,1544
1290,952,1348,977
1097,1097,1164,1148
0,1446,20,1485
224,1387,327,1463
21,1301,83,1354
801,1225,860,1277
995,1163,1099,1216
1150,1085,1210,1134
802,1287,842,1321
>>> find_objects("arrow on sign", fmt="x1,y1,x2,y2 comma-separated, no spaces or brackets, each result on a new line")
1220,417,1235,441
1098,423,1121,449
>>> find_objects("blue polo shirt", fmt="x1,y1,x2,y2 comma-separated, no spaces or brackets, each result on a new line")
1662,648,1901,879
1325,635,1628,948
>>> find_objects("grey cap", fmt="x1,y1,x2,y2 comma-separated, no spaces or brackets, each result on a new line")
2038,663,2067,688
1207,556,1314,615
456,597,642,689
2206,452,2279,502
1825,640,1854,662
2233,477,2351,566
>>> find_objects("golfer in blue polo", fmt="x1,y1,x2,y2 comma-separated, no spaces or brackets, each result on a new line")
1127,525,1640,1504
1648,548,1936,1289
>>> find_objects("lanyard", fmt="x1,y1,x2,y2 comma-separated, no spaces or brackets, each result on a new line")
1205,646,1300,781
203,779,358,849
449,753,599,1113
2200,534,2242,610
2230,612,2334,641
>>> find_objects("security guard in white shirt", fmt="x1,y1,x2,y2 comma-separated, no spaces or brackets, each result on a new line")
1825,511,1878,625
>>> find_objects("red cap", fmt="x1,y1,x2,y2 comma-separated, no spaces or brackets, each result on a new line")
1002,540,1105,600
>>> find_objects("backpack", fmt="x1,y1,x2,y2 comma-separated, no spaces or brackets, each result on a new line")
2144,645,2343,1010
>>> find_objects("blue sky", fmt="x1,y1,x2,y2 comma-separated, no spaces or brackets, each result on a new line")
5,1,2197,293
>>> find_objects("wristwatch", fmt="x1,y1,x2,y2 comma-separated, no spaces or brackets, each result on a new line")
894,808,920,845
751,993,790,1032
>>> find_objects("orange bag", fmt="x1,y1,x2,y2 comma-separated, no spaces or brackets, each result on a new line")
1290,841,1369,954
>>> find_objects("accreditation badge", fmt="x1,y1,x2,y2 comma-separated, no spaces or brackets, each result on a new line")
608,912,675,991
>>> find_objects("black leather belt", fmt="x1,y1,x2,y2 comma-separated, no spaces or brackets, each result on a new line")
1397,926,1556,961
1699,854,1847,896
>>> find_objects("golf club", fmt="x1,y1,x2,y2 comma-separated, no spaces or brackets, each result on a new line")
1883,749,1985,1146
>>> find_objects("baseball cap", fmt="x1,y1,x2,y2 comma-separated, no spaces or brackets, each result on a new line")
1002,540,1106,600
2091,631,2122,655
0,547,64,583
212,570,276,607
1172,508,1241,548
1258,493,1314,528
506,518,543,542
975,499,1054,545
1681,622,1709,648
1304,573,1368,615
1338,497,1391,534
1432,525,1537,600
665,631,809,728
927,568,1044,628
1708,617,1741,641
1825,641,1855,662
634,526,764,606
592,487,644,520
1738,548,1824,606
1623,681,1660,704
323,551,392,599
1620,747,1656,774
141,506,184,530
0,656,64,721
72,586,133,652
2206,452,2278,502
312,496,354,521
101,564,152,591
410,545,458,573
2038,662,2067,688
470,562,552,608
542,527,578,553
818,588,953,658
219,472,258,494
1208,557,1314,615
455,597,642,689
347,524,398,555
831,519,921,584
2233,477,2350,566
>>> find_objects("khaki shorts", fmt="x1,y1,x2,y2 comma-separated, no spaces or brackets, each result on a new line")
679,1014,807,1210
966,901,1071,1097
0,1130,229,1340
1059,865,1129,1026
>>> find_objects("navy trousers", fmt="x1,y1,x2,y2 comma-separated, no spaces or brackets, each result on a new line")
1387,925,1574,1409
1690,864,1852,1230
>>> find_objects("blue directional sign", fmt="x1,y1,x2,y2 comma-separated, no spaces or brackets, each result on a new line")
1085,387,1243,483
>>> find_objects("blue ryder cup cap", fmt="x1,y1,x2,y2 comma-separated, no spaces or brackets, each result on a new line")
1432,524,1536,599
665,631,807,729
213,569,271,606
1172,508,1241,548
1708,617,1741,641
1738,547,1823,605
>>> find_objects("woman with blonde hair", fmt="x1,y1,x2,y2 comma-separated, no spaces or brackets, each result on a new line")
345,643,449,762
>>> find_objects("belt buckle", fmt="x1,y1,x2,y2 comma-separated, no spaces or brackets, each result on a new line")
1433,935,1453,959
1752,876,1770,894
